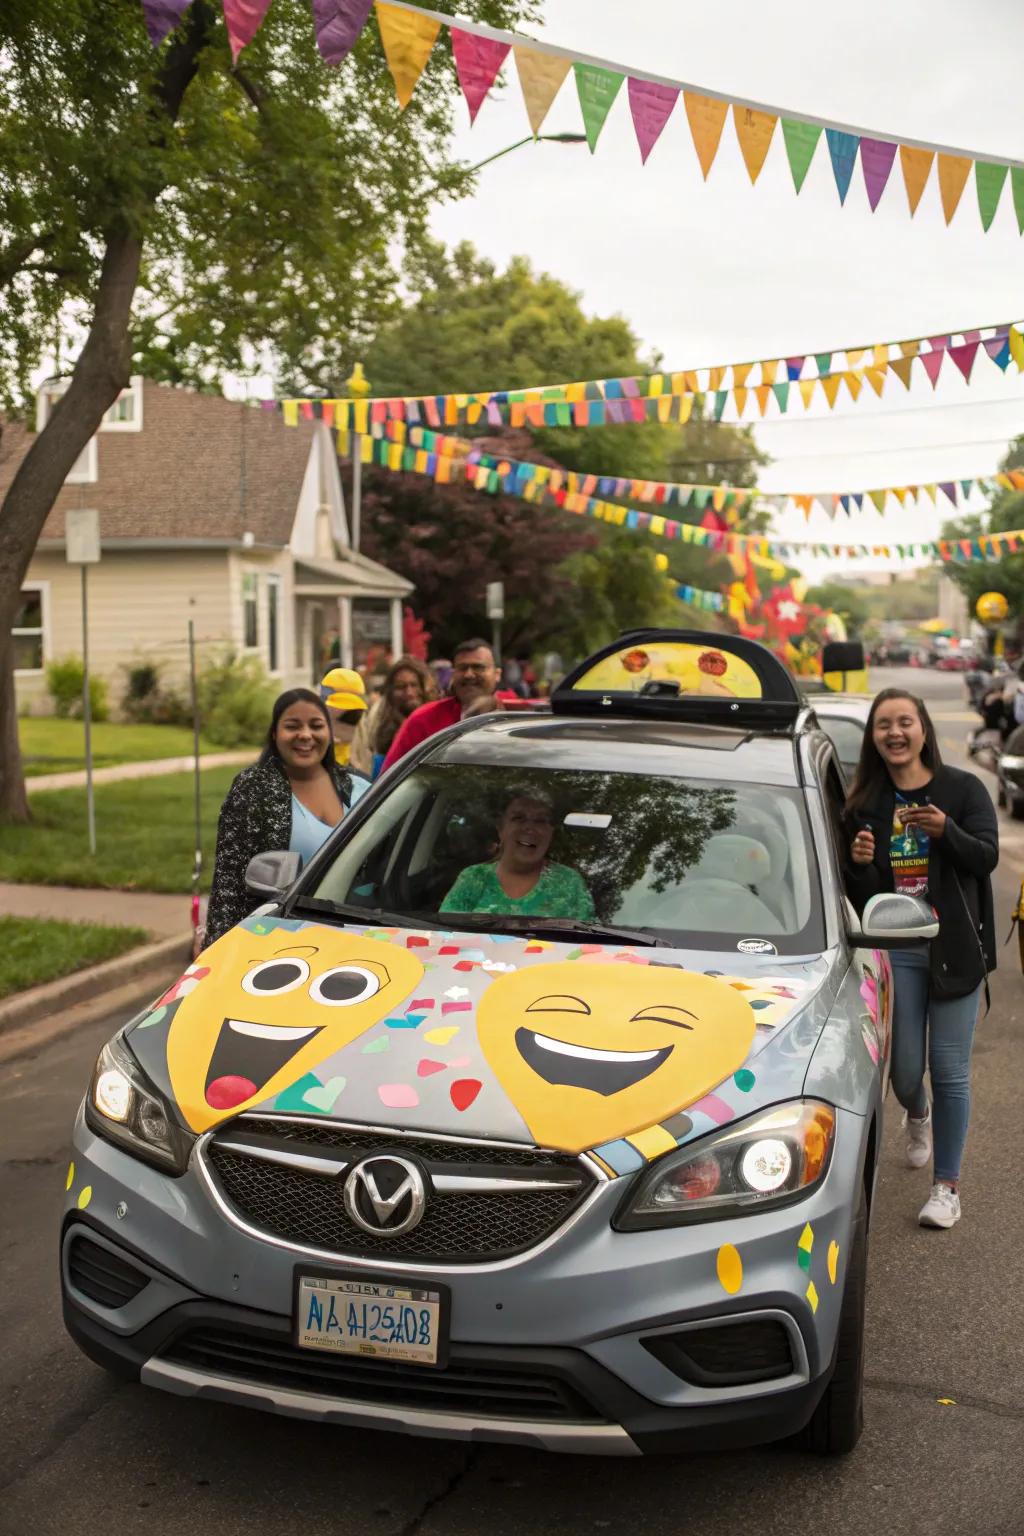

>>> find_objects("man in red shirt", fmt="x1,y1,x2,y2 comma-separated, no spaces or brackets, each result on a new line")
381,638,513,773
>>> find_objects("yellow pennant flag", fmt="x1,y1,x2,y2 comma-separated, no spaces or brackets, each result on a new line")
872,343,889,367
755,383,772,416
677,393,694,424
733,361,753,388
937,154,972,224
923,483,938,505
798,377,817,409
684,369,700,391
733,105,777,183
684,91,729,179
1008,326,1024,370
899,145,934,215
760,359,779,386
866,366,887,397
821,374,842,409
733,386,749,416
711,487,726,512
512,47,571,135
282,400,299,427
656,394,674,423
843,371,863,401
377,3,440,109
899,339,921,358
846,349,866,367
708,366,724,391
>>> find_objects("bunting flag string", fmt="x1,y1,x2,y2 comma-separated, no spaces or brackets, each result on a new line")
361,429,1024,568
141,0,1024,231
677,585,726,612
366,420,1024,520
270,315,1024,430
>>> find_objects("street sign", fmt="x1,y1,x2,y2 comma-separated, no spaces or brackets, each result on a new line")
66,508,100,564
486,581,504,620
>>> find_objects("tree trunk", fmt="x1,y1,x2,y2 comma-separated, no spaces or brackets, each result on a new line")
0,230,142,823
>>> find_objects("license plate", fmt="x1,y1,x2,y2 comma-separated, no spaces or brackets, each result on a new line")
294,1271,448,1367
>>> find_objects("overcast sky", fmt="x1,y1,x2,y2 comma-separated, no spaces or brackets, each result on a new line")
429,0,1024,577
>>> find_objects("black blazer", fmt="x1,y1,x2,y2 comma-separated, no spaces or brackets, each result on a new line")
206,755,352,945
843,765,998,998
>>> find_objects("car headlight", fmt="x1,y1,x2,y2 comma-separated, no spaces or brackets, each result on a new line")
614,1100,836,1230
85,1032,195,1175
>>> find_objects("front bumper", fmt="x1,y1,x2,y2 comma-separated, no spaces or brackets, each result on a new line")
60,1102,868,1454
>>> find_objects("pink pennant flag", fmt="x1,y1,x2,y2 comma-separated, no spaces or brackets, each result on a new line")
860,137,898,211
451,29,510,123
627,77,679,163
928,335,950,351
142,0,192,46
948,340,980,382
312,0,374,65
222,0,272,59
921,349,944,387
984,333,1009,361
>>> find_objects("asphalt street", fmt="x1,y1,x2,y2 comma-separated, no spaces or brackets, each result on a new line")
2,668,1023,1536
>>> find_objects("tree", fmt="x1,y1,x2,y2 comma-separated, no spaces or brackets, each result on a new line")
940,436,1024,624
804,581,871,634
0,0,531,822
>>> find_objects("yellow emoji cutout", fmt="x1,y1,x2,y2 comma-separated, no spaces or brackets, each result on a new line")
166,927,424,1133
477,963,756,1153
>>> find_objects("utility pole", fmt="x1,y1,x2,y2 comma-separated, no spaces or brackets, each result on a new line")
66,509,100,855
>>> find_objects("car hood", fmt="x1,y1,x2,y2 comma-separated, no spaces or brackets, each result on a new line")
128,913,837,1172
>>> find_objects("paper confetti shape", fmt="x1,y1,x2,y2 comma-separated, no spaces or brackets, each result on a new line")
797,1221,814,1271
716,1243,743,1295
806,1280,819,1314
827,1240,840,1284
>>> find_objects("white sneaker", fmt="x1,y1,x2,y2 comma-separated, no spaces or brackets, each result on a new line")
919,1183,961,1229
902,1105,932,1169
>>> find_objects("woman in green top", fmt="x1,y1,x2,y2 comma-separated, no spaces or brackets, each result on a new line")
440,793,595,920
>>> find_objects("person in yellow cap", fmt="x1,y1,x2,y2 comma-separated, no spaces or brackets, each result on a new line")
319,667,368,774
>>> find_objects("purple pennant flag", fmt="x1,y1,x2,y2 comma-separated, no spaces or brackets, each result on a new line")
627,77,679,164
860,137,897,211
313,0,373,66
142,0,193,46
786,356,805,380
984,334,1010,363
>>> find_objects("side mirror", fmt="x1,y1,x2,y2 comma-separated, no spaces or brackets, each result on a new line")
245,850,302,900
821,641,865,675
849,891,939,947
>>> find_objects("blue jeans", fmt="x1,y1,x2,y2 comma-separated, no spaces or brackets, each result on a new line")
889,947,980,1183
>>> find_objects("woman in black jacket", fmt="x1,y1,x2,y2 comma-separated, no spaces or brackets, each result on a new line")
206,689,363,946
844,688,998,1231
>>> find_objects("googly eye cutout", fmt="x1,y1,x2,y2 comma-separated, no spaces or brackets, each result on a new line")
241,958,311,996
309,965,383,1007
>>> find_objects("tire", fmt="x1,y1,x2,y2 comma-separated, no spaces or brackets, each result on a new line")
797,1186,868,1456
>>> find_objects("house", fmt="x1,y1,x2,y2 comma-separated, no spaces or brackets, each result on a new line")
2,378,412,714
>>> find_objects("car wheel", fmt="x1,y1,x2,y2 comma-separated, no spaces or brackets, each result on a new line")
797,1186,867,1456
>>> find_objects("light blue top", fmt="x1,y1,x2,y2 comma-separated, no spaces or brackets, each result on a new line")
289,779,368,868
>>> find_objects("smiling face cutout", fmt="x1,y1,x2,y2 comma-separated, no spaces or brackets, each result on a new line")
166,927,424,1132
476,963,756,1153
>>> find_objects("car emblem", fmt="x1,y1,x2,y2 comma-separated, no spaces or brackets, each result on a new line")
343,1155,427,1236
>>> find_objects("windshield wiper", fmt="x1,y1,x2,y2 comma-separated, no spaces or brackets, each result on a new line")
288,896,446,930
442,914,666,948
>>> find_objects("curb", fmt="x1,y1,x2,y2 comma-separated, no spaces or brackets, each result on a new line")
0,932,191,1042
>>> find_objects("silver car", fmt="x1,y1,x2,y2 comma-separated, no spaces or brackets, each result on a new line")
61,633,935,1456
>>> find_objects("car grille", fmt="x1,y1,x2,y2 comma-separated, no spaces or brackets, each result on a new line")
204,1118,597,1264
66,1232,150,1309
163,1325,606,1423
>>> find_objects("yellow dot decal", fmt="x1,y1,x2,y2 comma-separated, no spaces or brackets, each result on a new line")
77,1185,92,1210
716,1243,743,1295
66,1162,75,1192
827,1240,840,1284
798,1221,814,1254
806,1280,819,1314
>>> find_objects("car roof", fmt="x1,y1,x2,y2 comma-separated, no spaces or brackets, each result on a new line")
427,712,807,788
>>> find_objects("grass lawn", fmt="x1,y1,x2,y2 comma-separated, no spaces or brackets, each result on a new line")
19,718,230,777
0,915,149,999
0,765,239,892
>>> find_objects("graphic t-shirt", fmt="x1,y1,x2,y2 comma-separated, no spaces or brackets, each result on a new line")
889,791,931,897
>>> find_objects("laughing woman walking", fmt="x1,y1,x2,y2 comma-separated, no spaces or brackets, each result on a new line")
844,688,998,1229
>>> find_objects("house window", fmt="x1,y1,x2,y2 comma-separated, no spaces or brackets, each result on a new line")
267,575,281,673
13,587,46,672
99,377,144,433
242,572,259,648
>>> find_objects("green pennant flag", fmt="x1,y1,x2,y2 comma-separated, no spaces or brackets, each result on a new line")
976,162,1008,231
713,389,728,420
1012,168,1024,234
815,352,832,376
781,119,822,192
574,63,625,153
771,380,790,413
555,400,572,426
961,479,973,498
693,488,711,509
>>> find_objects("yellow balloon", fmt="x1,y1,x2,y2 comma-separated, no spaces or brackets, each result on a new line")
976,591,1009,623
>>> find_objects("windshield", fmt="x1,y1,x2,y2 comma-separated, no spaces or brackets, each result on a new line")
307,764,824,956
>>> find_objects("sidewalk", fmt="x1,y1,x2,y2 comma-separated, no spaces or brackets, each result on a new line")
0,881,190,938
26,749,253,794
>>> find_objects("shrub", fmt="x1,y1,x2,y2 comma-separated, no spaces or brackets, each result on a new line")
45,656,109,722
119,660,191,726
195,651,275,748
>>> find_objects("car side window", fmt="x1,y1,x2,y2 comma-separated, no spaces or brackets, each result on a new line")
821,754,851,873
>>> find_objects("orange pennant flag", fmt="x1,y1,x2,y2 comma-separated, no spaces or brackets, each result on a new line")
733,105,777,183
512,46,570,136
899,339,921,358
866,367,887,397
795,494,814,519
822,374,842,409
899,145,934,215
755,383,772,416
708,366,724,391
937,154,972,224
733,386,749,416
683,370,699,392
377,3,440,108
684,92,729,179
888,356,914,389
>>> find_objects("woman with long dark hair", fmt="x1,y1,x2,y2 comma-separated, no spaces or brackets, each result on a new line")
844,688,998,1228
350,656,437,778
205,688,366,944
